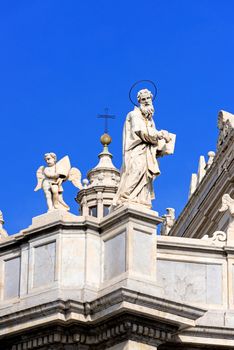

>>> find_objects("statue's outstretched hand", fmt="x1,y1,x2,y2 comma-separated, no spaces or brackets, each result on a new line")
158,130,171,142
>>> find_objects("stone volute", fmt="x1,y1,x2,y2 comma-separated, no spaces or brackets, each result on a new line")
76,133,120,218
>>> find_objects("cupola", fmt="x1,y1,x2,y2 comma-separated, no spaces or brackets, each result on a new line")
76,133,120,218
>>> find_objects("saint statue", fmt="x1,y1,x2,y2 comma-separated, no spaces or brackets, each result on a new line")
34,153,82,212
113,89,175,209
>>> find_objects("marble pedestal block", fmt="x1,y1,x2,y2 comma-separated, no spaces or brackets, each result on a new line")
99,204,163,296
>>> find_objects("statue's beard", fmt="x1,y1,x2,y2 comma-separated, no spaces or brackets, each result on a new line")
140,104,154,119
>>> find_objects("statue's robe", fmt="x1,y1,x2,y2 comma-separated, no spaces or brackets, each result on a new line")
0,227,8,238
113,107,161,208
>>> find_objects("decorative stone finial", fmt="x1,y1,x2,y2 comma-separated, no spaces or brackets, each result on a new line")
219,194,234,243
217,110,234,149
34,153,83,212
82,179,89,188
92,135,118,173
206,151,215,169
188,152,215,199
0,211,4,225
100,133,112,146
0,211,8,238
197,156,206,184
188,173,198,198
161,208,175,235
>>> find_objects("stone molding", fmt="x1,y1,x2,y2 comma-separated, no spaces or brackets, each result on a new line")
168,325,234,349
0,288,205,329
0,288,206,349
76,185,118,202
10,320,168,350
100,204,163,233
0,215,100,252
158,235,226,253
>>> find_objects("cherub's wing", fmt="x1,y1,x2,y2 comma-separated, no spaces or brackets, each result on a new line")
68,167,83,190
219,194,234,212
34,166,45,192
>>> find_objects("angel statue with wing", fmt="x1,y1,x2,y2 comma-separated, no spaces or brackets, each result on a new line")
34,153,82,212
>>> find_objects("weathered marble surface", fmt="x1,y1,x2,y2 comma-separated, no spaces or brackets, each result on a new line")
104,232,126,280
33,241,56,288
4,256,20,299
157,260,222,305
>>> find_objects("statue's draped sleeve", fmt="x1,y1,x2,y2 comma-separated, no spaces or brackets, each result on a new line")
130,112,159,146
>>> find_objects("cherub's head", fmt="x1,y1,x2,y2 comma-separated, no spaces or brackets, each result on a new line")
44,152,57,167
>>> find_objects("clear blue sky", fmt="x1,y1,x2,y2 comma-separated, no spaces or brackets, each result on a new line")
1,1,234,234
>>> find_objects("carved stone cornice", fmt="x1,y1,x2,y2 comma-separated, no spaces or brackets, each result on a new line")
0,288,205,329
0,288,206,349
76,185,119,203
161,325,234,349
0,215,100,252
8,318,171,350
100,204,163,233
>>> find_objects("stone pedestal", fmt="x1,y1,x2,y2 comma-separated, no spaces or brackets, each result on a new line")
99,204,163,296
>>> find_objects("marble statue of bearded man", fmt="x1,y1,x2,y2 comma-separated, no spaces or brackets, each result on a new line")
113,89,172,209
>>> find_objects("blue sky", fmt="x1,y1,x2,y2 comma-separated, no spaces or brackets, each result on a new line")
1,1,234,234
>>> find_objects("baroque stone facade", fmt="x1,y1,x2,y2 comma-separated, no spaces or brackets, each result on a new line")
0,110,234,349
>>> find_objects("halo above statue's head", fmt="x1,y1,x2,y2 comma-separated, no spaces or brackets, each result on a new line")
129,80,158,107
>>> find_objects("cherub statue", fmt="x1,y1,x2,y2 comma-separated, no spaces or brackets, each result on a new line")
34,153,82,212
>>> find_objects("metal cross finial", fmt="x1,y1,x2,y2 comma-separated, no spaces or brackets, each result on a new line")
97,108,115,134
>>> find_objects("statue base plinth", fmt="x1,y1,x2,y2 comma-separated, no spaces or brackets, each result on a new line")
99,203,163,296
30,209,80,229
